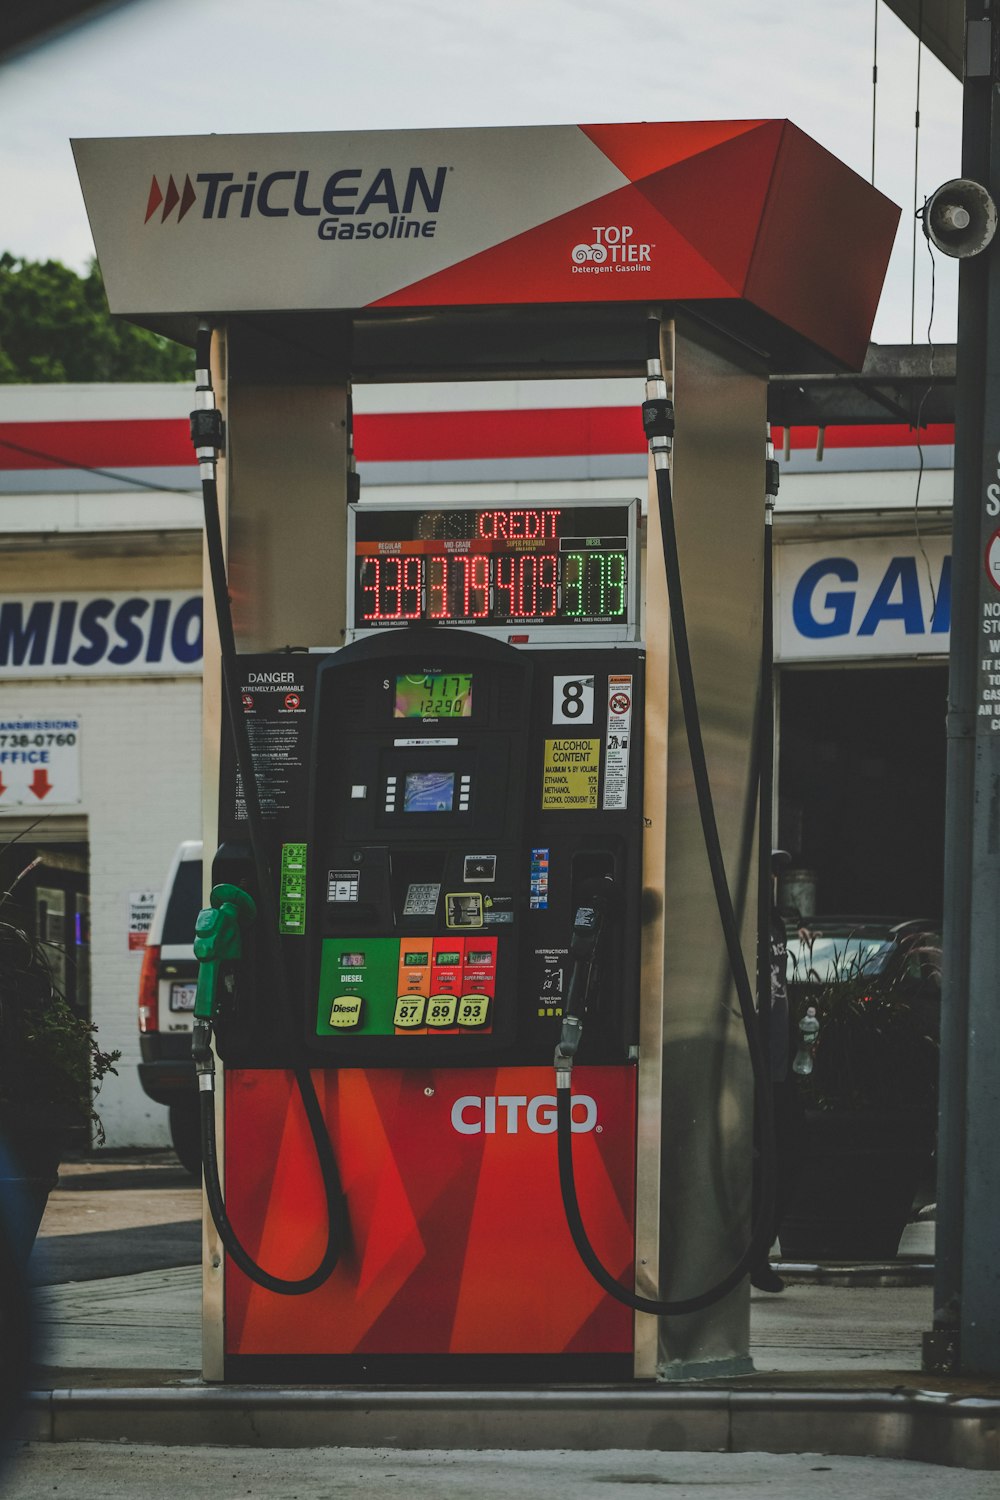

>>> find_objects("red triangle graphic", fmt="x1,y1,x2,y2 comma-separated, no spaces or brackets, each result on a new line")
162,174,180,221
178,174,197,222
632,120,785,292
581,119,767,183
372,180,738,311
144,175,163,224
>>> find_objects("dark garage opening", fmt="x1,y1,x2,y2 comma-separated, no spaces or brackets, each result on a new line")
777,663,947,919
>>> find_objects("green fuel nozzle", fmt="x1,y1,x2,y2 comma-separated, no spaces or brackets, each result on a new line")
192,883,257,1068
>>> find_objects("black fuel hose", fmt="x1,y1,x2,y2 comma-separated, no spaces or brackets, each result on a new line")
554,313,777,1317
192,326,347,1296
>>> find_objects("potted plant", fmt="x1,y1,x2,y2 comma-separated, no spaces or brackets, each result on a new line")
778,922,940,1261
0,858,119,1264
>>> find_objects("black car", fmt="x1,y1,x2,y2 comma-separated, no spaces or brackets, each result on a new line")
785,916,942,1029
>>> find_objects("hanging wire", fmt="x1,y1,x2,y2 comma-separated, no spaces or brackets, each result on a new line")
871,0,879,185
913,218,939,619
0,436,200,497
910,0,924,343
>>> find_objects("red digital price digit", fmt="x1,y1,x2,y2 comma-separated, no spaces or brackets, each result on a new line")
400,555,422,618
516,554,537,617
427,555,448,618
360,557,381,620
382,556,403,618
461,555,489,618
538,553,558,616
495,555,515,616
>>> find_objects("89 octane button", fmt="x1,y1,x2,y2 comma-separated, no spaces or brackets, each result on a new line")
457,994,490,1027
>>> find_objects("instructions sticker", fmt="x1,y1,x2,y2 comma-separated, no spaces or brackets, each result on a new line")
603,673,633,811
280,842,307,935
542,738,600,810
327,870,360,903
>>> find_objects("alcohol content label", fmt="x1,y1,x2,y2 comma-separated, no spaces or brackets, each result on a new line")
542,738,600,810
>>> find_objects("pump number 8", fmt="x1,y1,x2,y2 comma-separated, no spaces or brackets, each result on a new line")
552,674,594,724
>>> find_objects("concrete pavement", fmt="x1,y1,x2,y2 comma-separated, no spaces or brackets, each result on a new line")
6,1445,1000,1500
10,1153,1000,1471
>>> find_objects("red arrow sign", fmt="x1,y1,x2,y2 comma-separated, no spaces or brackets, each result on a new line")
29,768,52,800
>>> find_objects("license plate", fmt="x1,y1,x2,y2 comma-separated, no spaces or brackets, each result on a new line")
169,982,197,1012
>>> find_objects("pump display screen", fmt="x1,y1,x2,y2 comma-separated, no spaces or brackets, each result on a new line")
394,673,472,718
403,771,455,813
351,504,634,631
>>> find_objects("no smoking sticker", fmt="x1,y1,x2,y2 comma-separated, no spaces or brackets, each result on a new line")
986,529,1000,591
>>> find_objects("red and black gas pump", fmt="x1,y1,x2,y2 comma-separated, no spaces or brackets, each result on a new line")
75,119,898,1381
205,497,648,1379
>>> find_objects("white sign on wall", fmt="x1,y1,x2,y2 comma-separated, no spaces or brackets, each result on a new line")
0,592,202,677
127,889,159,952
776,538,951,662
0,716,81,807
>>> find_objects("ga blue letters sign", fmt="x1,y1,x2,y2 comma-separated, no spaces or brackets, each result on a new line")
776,539,950,661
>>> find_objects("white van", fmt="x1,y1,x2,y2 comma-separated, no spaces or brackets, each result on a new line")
137,841,202,1173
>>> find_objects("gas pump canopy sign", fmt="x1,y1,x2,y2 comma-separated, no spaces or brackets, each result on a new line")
73,121,899,370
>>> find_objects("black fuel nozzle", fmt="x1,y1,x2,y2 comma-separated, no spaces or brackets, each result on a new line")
556,876,616,1076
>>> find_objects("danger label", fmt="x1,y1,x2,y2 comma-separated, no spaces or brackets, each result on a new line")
542,738,600,810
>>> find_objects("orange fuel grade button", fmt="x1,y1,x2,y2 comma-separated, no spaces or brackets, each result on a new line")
393,995,428,1029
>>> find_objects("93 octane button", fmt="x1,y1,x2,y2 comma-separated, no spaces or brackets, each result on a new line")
457,994,490,1027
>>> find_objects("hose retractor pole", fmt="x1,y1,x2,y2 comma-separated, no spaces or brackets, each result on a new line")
191,326,347,1296
554,312,778,1318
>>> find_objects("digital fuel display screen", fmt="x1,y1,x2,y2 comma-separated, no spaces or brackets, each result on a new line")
394,673,472,718
351,504,634,631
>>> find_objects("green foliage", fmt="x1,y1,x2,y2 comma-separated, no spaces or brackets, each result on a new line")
789,933,939,1116
0,864,119,1145
0,252,191,383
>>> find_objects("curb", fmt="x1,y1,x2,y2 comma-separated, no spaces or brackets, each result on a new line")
19,1385,1000,1469
775,1261,934,1287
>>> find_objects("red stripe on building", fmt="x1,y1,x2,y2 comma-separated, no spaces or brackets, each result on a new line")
352,408,646,462
0,419,195,471
0,413,956,472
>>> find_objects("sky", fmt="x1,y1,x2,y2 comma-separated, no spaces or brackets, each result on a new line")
0,0,963,347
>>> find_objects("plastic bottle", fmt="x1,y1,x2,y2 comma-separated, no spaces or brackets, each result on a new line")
792,1005,820,1076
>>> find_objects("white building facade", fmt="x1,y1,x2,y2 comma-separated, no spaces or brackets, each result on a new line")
0,378,953,1144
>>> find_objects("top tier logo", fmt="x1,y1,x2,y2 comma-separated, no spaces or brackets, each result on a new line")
144,165,449,242
571,225,652,275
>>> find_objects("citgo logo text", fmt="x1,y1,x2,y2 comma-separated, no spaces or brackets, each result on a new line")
145,165,449,243
451,1094,598,1134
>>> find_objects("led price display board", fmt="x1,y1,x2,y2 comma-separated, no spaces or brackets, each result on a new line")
348,501,638,640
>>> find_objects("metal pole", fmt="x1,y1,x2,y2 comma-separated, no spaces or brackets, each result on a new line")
927,0,1000,1377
